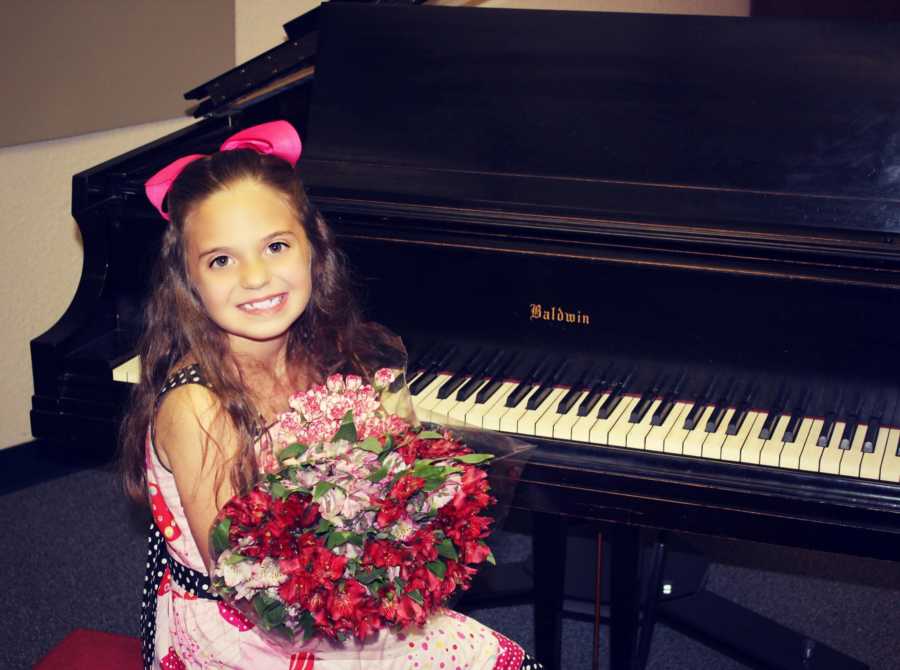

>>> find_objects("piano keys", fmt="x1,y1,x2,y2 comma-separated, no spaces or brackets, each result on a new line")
112,349,900,485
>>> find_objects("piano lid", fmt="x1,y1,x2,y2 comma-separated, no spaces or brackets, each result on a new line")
300,4,900,236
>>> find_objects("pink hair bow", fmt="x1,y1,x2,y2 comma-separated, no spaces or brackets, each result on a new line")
144,120,302,221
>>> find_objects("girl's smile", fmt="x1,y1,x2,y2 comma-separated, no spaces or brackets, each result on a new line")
184,178,313,356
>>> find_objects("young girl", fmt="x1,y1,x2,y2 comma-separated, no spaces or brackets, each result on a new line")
120,121,542,670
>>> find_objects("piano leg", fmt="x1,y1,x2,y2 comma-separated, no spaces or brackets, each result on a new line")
609,524,642,670
532,512,567,670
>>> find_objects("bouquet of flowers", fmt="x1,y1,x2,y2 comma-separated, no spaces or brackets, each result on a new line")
209,369,497,644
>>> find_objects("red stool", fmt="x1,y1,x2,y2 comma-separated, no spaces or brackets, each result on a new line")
35,628,142,670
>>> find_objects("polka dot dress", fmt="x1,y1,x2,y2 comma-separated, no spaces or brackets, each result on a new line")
141,366,218,670
140,365,544,670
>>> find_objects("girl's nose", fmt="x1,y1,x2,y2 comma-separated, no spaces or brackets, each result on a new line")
240,257,270,288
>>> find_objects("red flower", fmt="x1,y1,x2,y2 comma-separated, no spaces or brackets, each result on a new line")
388,474,426,502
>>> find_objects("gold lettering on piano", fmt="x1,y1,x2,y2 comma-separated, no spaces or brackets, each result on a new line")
529,304,590,326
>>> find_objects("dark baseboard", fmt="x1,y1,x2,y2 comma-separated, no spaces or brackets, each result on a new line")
0,440,99,496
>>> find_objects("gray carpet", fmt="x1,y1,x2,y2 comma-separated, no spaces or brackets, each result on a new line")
3,467,900,669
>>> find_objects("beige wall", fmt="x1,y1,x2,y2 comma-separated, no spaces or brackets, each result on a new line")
2,0,748,450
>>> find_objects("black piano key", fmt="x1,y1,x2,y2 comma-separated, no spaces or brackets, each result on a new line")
471,351,516,404
651,369,687,426
527,360,569,410
436,349,482,399
409,371,438,396
630,372,668,423
759,382,789,440
505,358,551,408
475,378,504,404
683,376,716,430
726,380,758,436
838,393,864,450
578,383,606,417
705,376,736,432
862,420,880,453
555,360,597,414
576,363,616,417
817,412,837,447
406,341,437,380
409,345,457,395
598,367,636,420
782,388,811,443
862,397,886,453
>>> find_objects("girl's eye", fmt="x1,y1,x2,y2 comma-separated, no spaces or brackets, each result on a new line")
268,241,289,254
209,255,231,269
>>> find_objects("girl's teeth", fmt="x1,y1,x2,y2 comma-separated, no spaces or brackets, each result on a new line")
243,295,282,311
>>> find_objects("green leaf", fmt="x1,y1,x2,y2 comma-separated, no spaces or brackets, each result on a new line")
224,552,249,566
418,430,443,439
453,453,494,464
277,442,307,462
333,410,358,443
312,481,339,500
326,530,364,550
485,548,496,566
357,436,383,454
367,464,390,483
211,518,231,555
261,602,285,630
426,560,447,580
315,518,334,535
270,480,288,500
436,538,458,561
407,589,424,605
356,567,387,584
299,611,315,642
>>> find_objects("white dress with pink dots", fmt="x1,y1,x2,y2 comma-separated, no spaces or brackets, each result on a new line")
140,365,541,670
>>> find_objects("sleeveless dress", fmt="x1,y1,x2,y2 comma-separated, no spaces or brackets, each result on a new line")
140,365,542,670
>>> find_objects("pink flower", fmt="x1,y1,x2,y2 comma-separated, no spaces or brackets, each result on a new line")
374,368,397,389
326,374,345,393
345,374,362,391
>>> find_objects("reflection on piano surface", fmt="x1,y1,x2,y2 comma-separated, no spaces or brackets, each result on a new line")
30,3,900,667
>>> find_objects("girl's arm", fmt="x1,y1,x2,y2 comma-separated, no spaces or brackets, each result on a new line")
155,383,239,575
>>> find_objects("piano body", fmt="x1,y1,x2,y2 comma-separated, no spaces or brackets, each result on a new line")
30,3,900,667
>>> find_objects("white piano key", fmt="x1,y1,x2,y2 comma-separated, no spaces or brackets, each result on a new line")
646,402,689,452
482,383,520,431
778,417,814,470
520,387,567,436
700,408,735,460
739,413,771,465
879,429,900,483
797,419,825,473
838,424,867,478
591,395,638,446
416,374,453,412
463,381,517,430
721,411,760,462
113,355,141,383
499,391,536,433
759,415,791,467
571,393,609,443
663,403,699,455
427,382,472,425
551,391,588,441
625,399,662,450
683,406,715,457
446,384,485,426
860,425,889,480
818,421,847,474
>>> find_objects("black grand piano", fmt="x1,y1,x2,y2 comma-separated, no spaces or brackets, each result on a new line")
30,3,900,669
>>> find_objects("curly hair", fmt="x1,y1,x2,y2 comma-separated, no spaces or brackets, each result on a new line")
121,148,402,506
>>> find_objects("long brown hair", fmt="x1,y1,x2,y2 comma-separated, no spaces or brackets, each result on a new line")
121,148,402,506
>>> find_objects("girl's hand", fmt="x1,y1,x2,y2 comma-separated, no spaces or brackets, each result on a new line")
155,383,240,575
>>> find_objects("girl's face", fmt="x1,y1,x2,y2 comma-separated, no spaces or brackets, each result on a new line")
184,179,313,355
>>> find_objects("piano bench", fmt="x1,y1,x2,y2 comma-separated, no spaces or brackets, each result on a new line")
35,629,141,670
